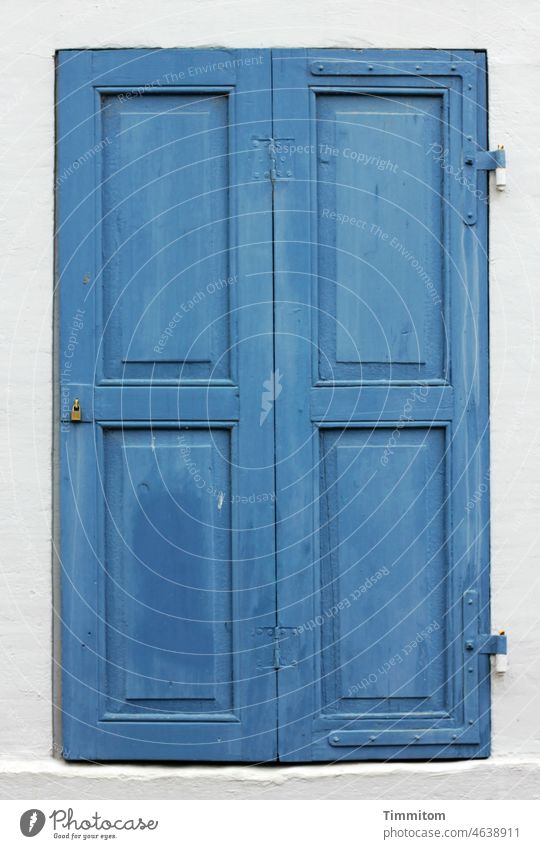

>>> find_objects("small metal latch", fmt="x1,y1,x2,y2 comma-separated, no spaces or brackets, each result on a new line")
70,398,81,422
251,137,294,183
256,625,298,670
271,626,298,670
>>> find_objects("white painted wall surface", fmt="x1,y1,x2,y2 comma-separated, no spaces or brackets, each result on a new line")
1,0,540,799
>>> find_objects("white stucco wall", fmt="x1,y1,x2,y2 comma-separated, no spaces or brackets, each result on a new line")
1,0,540,799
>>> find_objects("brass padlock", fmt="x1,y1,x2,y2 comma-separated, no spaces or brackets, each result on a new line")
71,398,81,422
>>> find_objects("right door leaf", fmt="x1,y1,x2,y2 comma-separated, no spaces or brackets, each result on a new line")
273,49,491,761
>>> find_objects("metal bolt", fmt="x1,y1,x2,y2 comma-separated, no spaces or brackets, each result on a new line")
318,64,324,71
332,735,339,743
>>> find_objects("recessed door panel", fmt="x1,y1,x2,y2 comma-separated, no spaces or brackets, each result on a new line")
317,91,445,380
100,92,232,382
102,426,233,717
318,427,448,715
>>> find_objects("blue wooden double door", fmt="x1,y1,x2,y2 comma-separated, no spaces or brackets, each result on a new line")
58,49,492,761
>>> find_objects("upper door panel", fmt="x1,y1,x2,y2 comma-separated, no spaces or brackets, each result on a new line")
100,90,232,382
317,89,446,381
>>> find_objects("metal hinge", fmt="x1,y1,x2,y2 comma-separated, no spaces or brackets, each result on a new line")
465,632,507,655
256,625,299,670
462,144,507,224
251,137,294,183
473,147,506,173
463,589,508,673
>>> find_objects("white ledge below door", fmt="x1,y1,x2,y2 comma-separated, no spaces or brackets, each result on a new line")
0,757,539,800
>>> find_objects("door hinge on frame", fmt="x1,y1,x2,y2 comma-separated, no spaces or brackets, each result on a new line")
474,146,506,178
256,625,299,671
465,632,508,656
463,590,508,673
251,137,294,184
462,144,507,224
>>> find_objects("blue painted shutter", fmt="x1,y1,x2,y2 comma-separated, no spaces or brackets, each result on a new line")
273,50,491,760
57,50,277,760
59,49,492,763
